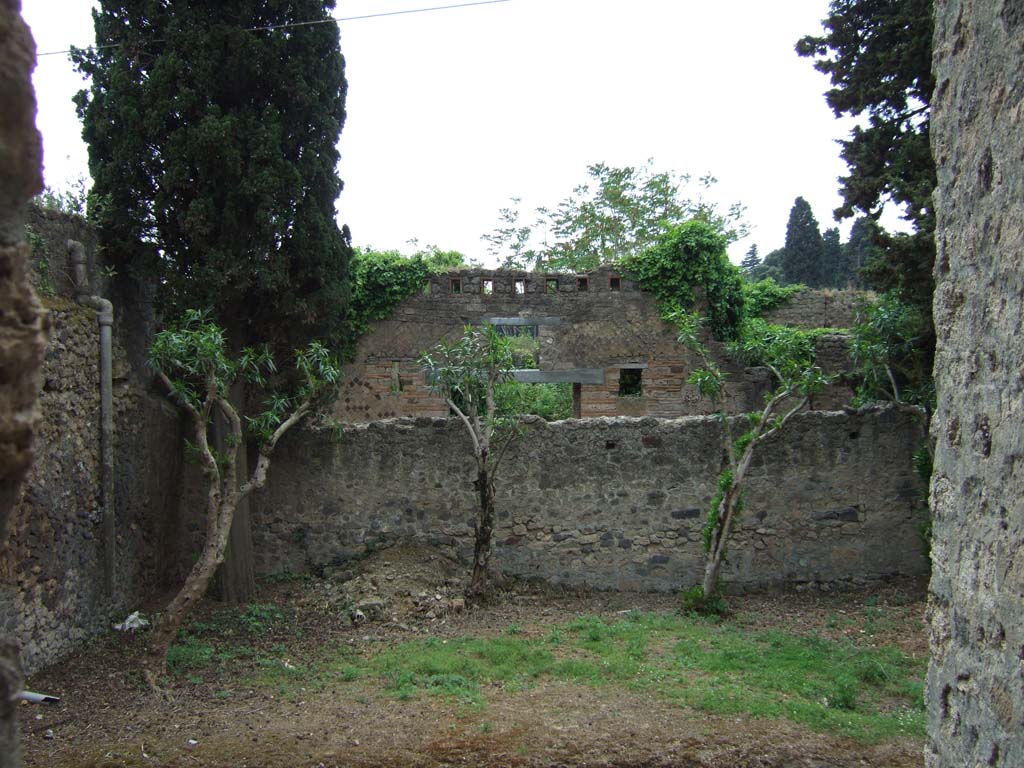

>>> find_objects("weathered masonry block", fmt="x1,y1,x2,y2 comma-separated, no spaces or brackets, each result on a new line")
253,406,928,592
927,1,1024,765
334,266,863,422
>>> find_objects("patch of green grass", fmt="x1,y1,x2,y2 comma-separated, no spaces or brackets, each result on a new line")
367,612,923,742
166,638,215,672
220,607,923,744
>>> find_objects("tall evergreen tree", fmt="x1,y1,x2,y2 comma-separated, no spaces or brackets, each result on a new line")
73,1,353,603
846,216,881,288
821,227,845,287
782,197,825,287
72,0,353,355
797,0,934,310
740,244,761,275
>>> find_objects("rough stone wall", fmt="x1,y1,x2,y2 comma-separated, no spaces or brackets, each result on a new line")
0,1,47,764
252,407,928,592
336,269,854,422
927,2,1024,766
761,288,867,329
24,205,101,297
0,231,182,674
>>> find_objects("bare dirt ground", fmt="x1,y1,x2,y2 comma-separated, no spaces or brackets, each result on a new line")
21,545,929,768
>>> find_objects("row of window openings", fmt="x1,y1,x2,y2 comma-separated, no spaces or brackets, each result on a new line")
447,275,621,295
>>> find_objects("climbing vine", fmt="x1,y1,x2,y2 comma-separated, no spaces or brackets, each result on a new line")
620,220,745,341
741,278,805,318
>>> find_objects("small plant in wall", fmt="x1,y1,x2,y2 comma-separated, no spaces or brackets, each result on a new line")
675,311,831,613
144,309,338,688
420,324,520,599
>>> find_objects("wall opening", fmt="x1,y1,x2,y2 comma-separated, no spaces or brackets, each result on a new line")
618,368,642,396
577,277,589,291
546,278,558,294
449,277,462,294
514,278,526,295
609,276,621,291
572,382,582,418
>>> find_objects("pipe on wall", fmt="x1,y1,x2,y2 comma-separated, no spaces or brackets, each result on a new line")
68,240,116,596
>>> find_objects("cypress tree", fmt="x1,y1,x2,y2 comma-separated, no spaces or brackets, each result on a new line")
821,227,844,287
782,197,825,287
72,0,352,355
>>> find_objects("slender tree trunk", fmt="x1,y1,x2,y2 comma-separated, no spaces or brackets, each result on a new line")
468,464,496,598
214,380,256,603
142,407,239,688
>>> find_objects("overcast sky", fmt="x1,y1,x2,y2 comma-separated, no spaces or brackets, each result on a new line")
23,0,891,265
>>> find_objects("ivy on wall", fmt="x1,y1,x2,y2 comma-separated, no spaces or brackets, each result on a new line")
620,220,745,341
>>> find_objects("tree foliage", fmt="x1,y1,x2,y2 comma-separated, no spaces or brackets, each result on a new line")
739,244,761,275
673,312,830,611
849,292,933,409
72,0,353,354
482,161,748,272
420,325,520,597
621,220,744,342
144,310,339,683
796,0,935,310
782,197,826,288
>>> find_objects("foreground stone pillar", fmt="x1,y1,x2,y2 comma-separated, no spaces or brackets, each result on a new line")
0,1,47,765
928,1,1024,766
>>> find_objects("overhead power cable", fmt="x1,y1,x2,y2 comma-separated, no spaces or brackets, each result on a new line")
36,0,512,57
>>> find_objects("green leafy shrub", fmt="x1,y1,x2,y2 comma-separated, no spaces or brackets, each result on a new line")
621,219,745,341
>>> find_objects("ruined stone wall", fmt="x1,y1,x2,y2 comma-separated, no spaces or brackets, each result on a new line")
761,288,866,329
0,2,47,763
0,227,182,674
336,268,855,423
927,2,1024,765
252,407,928,592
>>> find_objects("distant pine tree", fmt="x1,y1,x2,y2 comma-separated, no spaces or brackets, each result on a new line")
782,197,825,287
740,244,761,275
822,227,844,287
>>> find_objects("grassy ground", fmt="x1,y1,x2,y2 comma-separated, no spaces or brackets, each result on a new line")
23,547,928,767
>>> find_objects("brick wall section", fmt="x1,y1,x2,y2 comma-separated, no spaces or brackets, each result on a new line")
252,406,929,592
337,268,856,422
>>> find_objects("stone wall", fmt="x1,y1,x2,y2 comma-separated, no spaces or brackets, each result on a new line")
0,228,182,674
927,2,1024,766
761,288,866,329
335,268,856,423
0,2,47,764
252,406,929,592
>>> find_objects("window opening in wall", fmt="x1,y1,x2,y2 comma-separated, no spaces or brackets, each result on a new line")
618,368,642,396
482,279,494,296
423,282,431,295
449,277,462,294
494,324,538,338
514,278,526,295
572,382,582,418
609,276,621,291
546,278,558,294
576,277,588,291
390,361,403,392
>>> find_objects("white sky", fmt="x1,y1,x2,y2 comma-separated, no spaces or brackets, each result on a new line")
23,0,897,265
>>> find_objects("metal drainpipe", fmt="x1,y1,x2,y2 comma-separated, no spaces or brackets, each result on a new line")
69,240,116,596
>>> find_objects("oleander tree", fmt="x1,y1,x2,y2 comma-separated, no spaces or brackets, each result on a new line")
675,311,829,611
143,310,339,686
420,325,519,597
